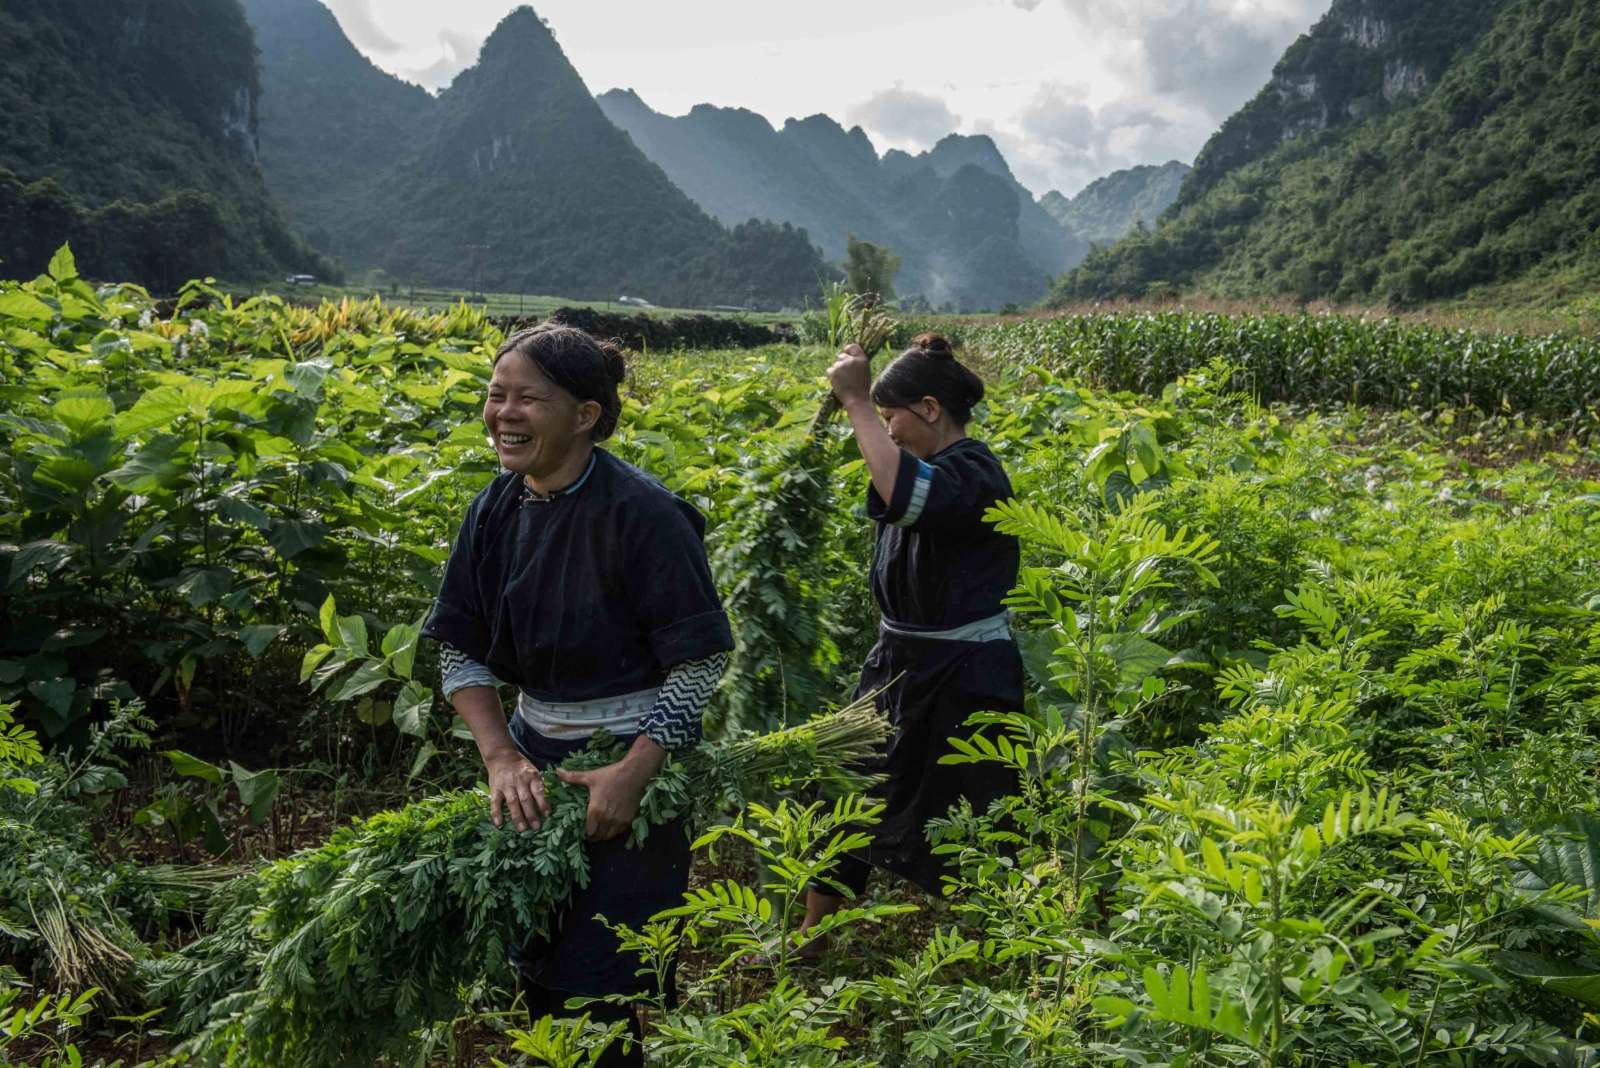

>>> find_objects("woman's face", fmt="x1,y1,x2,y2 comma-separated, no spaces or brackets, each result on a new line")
879,400,942,459
483,351,596,477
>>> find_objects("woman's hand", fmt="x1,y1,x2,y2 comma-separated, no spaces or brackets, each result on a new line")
556,737,666,841
555,759,655,841
485,750,551,832
827,343,873,408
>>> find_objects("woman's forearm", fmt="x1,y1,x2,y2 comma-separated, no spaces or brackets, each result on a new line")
451,686,521,767
843,396,900,503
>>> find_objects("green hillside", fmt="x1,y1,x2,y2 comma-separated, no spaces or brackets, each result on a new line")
1052,0,1600,307
1040,162,1191,245
245,1,825,309
0,0,332,289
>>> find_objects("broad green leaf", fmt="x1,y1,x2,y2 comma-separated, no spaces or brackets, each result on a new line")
105,434,185,493
1516,813,1600,921
268,520,328,560
284,360,330,398
163,749,224,785
229,762,280,825
27,678,76,736
114,386,190,437
354,695,392,726
53,393,115,440
331,659,389,702
0,289,55,322
175,567,232,609
300,643,335,684
335,612,369,657
1497,951,1600,1007
8,541,76,586
319,594,338,646
381,621,420,680
218,496,272,530
393,681,431,737
407,741,439,781
47,244,77,282
238,625,283,658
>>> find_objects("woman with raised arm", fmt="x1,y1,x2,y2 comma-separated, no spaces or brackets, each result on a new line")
421,323,733,1068
803,332,1025,942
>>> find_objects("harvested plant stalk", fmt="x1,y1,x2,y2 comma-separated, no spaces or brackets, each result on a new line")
150,698,888,1067
715,295,896,734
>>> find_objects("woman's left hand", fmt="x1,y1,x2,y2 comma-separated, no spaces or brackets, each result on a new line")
556,759,654,840
827,343,872,407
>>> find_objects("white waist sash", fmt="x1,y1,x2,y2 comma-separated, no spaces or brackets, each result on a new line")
878,610,1011,644
515,686,660,740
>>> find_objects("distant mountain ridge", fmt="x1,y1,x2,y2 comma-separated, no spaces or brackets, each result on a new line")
1052,0,1600,307
1040,162,1191,245
244,0,825,308
597,90,1088,310
0,0,330,289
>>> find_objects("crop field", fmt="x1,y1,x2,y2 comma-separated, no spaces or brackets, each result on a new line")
3,250,1600,1065
228,279,797,328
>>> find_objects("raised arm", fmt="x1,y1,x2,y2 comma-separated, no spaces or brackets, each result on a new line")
827,343,900,503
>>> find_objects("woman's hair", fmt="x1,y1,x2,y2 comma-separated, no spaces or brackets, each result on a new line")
869,332,985,425
493,322,627,440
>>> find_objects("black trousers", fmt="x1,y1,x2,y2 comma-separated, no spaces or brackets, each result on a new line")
814,630,1025,898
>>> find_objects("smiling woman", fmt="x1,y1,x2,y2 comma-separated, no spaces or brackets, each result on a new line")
420,321,734,1067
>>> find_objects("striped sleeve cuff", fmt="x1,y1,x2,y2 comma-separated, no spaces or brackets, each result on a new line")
878,451,935,528
640,652,728,751
440,643,499,699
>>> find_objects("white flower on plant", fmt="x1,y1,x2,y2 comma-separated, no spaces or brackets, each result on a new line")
189,318,210,340
1309,506,1333,523
138,309,154,329
1437,486,1455,502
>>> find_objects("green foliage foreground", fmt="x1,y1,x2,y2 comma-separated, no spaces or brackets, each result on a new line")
146,699,888,1066
5,256,1600,1064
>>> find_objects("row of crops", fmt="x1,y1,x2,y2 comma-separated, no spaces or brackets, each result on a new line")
957,311,1600,425
3,250,1600,1064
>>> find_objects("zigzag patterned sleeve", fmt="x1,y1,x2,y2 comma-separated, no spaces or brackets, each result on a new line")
640,652,728,752
439,642,500,700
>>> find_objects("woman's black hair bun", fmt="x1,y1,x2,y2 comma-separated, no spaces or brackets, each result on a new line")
598,337,627,386
911,331,955,359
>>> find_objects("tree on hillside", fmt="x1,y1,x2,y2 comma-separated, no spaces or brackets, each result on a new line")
845,234,901,306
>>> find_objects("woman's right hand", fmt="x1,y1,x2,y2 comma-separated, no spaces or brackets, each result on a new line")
485,750,551,832
827,343,872,408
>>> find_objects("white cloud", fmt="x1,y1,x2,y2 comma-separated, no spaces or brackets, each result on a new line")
398,28,485,91
320,0,404,54
975,0,1327,194
847,85,962,152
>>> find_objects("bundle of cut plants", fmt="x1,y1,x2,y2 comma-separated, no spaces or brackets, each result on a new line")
714,290,896,735
146,696,888,1067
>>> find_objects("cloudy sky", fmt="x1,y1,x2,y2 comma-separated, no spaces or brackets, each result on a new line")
323,0,1330,197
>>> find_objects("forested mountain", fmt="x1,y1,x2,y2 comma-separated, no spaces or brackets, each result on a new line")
597,91,1087,310
0,0,332,290
1052,0,1600,306
245,0,824,308
1040,162,1191,245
